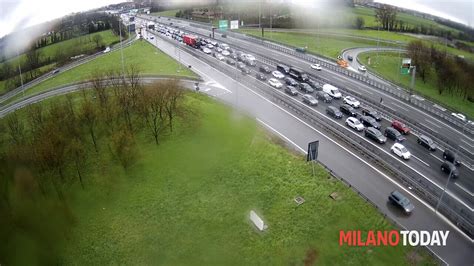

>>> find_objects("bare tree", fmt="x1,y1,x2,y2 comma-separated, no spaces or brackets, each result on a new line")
80,99,99,152
163,80,185,132
6,112,25,144
25,48,42,79
139,84,168,144
110,126,136,168
375,5,397,31
66,137,87,189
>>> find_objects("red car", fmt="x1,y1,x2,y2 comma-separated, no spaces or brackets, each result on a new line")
392,120,410,134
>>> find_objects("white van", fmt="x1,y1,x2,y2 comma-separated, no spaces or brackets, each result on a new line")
322,84,342,99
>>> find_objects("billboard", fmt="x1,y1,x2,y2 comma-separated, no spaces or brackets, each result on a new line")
219,20,228,30
230,20,239,30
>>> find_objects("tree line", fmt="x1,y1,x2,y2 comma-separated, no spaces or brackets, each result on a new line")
407,40,474,101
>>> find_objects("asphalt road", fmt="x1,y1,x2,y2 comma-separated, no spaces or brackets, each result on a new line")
144,29,471,265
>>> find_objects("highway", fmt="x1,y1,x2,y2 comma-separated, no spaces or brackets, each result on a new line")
139,17,474,220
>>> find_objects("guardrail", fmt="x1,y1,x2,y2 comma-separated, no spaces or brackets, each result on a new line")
153,29,473,239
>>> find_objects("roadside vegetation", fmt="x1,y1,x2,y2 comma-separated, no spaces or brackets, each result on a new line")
0,77,436,264
5,40,197,105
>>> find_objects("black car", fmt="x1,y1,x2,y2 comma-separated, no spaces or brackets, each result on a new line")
365,127,386,144
229,53,238,60
256,73,267,80
339,104,357,117
285,86,298,96
316,91,332,103
443,150,461,166
359,115,381,129
326,106,343,119
237,62,246,70
347,55,353,61
306,79,319,90
259,65,271,74
284,77,298,86
388,190,414,214
299,83,314,93
384,127,406,142
361,107,382,121
440,162,459,178
417,135,437,151
241,67,251,75
277,64,290,74
226,58,236,65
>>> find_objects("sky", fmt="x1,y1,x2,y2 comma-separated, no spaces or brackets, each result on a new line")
0,0,472,38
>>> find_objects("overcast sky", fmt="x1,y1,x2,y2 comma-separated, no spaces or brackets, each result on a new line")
0,0,472,38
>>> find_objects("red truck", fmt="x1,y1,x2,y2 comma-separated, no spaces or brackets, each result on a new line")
183,35,198,48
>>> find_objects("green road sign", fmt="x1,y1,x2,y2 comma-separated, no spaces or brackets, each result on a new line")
401,58,411,75
219,20,228,30
400,67,410,75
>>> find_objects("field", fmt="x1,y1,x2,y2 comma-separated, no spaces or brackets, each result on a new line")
5,40,197,105
151,9,180,17
359,51,473,117
1,91,435,265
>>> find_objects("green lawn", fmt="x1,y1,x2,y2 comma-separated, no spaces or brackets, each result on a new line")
359,51,473,117
5,40,197,105
2,92,434,265
239,29,392,59
152,9,180,17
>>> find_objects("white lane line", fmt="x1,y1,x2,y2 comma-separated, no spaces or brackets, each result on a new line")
149,18,474,243
389,102,404,109
411,155,430,167
257,119,306,153
455,183,474,197
424,119,442,129
430,153,444,163
419,123,439,134
460,146,473,156
460,139,474,148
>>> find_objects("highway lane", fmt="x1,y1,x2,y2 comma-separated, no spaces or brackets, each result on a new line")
146,23,474,214
145,16,474,167
143,30,472,265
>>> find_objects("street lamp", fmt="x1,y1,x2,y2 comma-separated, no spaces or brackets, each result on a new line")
118,17,125,76
435,122,472,213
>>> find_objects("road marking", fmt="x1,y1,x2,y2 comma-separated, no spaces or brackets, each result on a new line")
424,119,442,129
389,102,404,109
460,146,473,156
430,153,444,163
257,119,306,153
411,155,430,167
419,123,438,134
455,183,474,197
460,139,474,148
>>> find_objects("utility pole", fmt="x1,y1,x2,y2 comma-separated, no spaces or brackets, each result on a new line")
16,48,25,97
396,41,401,83
409,65,416,100
119,17,125,76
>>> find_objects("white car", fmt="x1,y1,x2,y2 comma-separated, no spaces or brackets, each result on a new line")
391,143,411,160
216,54,225,61
451,113,466,122
268,78,283,88
343,96,361,108
221,50,230,56
206,44,214,49
202,48,212,54
358,65,367,72
244,54,256,61
103,47,111,53
272,70,285,79
310,63,322,71
345,117,364,131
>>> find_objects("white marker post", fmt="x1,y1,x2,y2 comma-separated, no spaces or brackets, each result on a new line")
250,210,267,231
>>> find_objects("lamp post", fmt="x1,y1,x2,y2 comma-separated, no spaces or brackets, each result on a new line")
118,17,125,76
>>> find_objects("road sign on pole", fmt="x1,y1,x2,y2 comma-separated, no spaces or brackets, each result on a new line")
401,58,411,75
219,20,228,31
307,141,319,162
230,20,239,30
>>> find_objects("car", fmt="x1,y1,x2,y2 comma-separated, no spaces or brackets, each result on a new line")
284,77,298,86
285,86,298,96
52,69,60,74
272,70,285,79
103,47,111,53
359,116,381,129
384,127,406,142
226,58,236,65
310,63,322,71
206,43,214,49
259,65,271,74
221,50,230,56
388,190,415,214
305,79,319,90
241,67,251,75
244,58,256,67
299,83,314,93
229,53,238,60
361,107,382,121
237,62,246,70
345,117,364,131
443,150,461,166
358,65,367,72
391,143,411,159
210,40,217,46
256,73,267,81
440,162,459,178
451,113,467,122
365,127,387,144
302,94,318,106
417,135,437,151
343,96,361,108
219,43,229,50
322,84,342,99
339,104,357,117
268,78,283,88
277,64,290,74
216,54,225,61
326,106,343,119
315,91,332,103
243,54,256,61
202,47,212,54
391,120,410,135
149,36,154,40
347,55,353,61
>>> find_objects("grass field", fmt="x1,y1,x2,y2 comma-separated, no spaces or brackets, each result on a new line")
5,40,197,105
359,51,473,117
1,92,435,265
151,9,180,17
